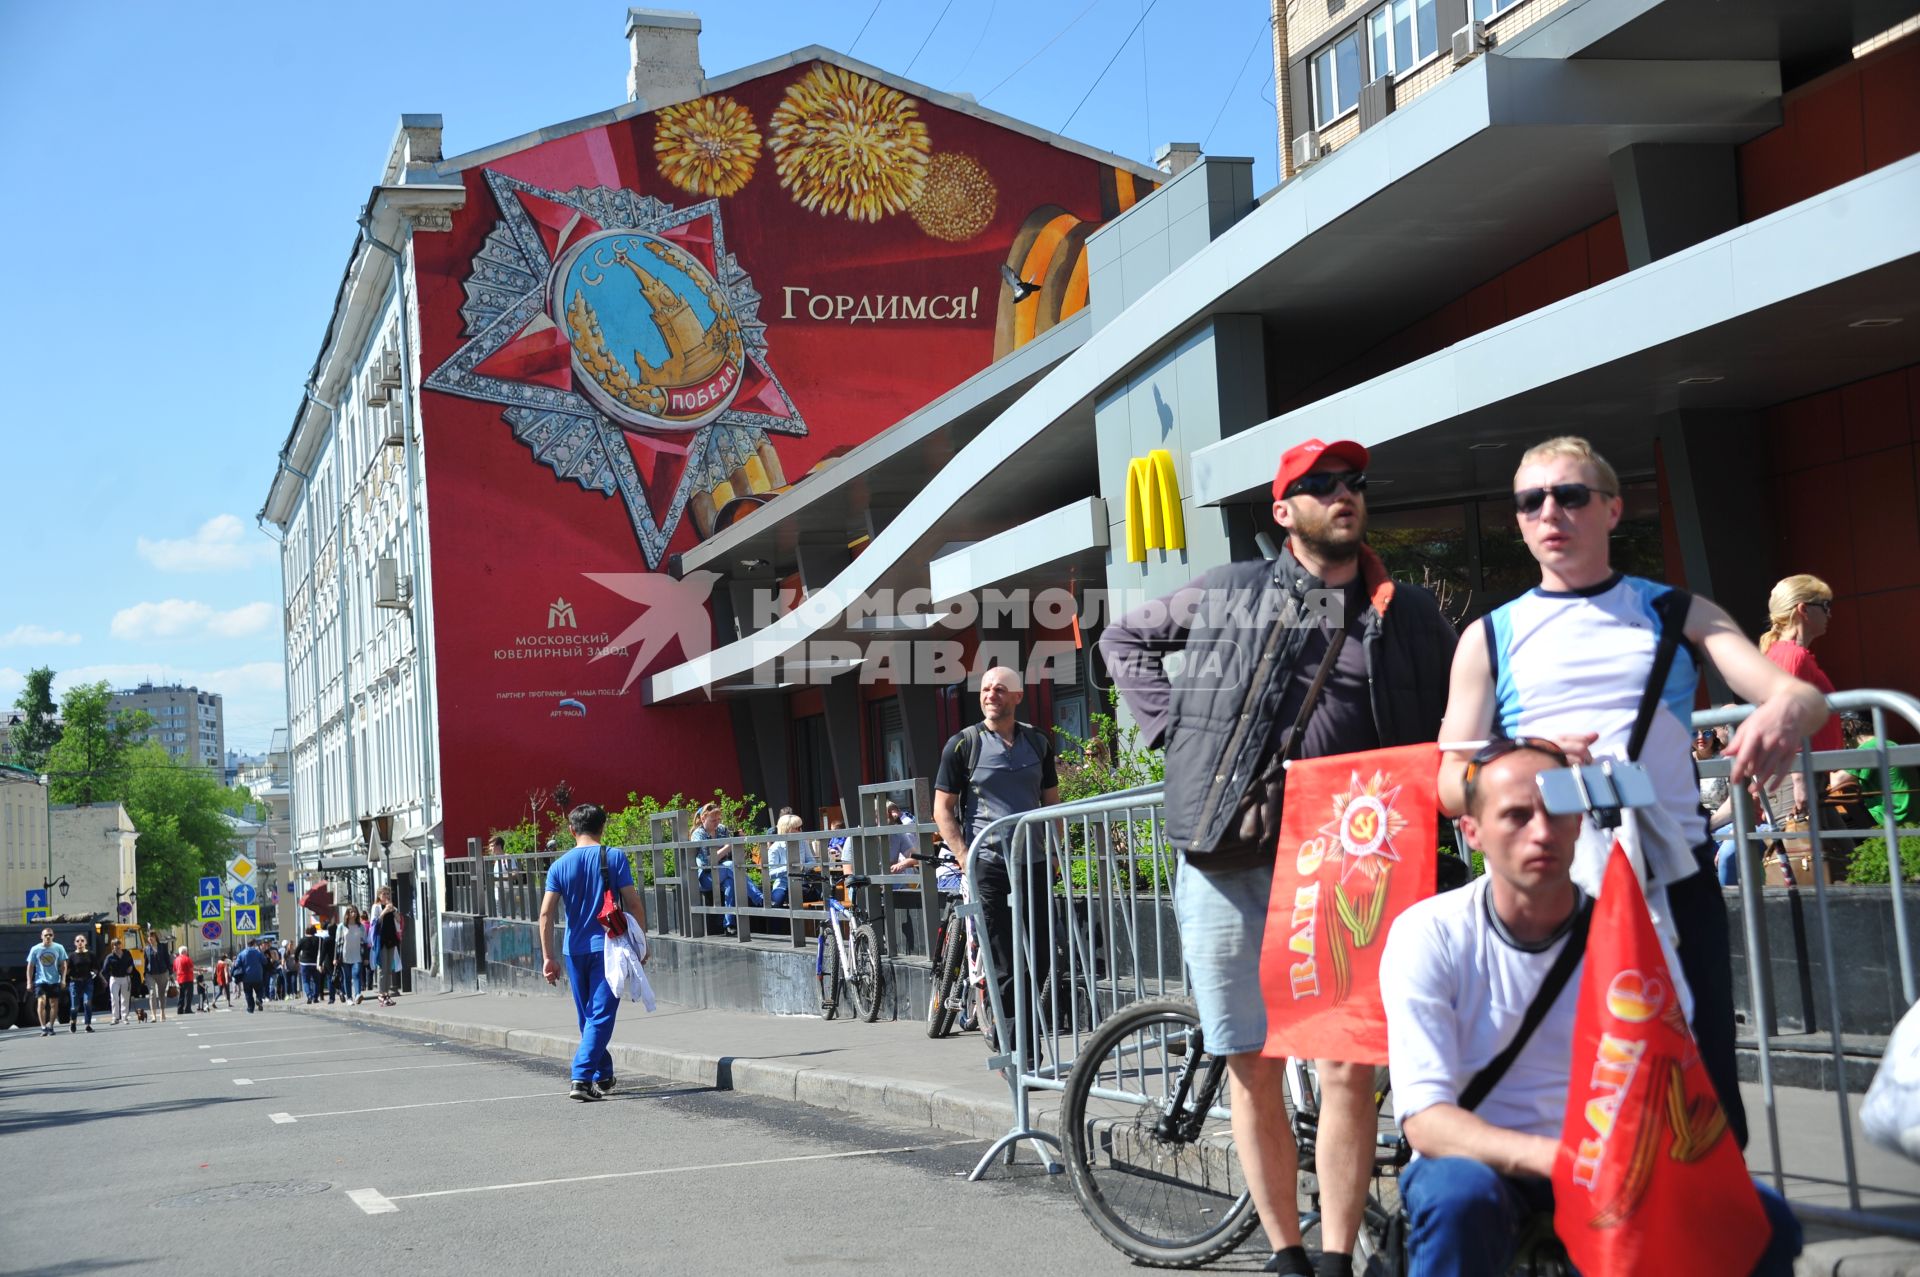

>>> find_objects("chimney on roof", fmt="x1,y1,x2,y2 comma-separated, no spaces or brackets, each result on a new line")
626,8,704,106
1155,142,1203,176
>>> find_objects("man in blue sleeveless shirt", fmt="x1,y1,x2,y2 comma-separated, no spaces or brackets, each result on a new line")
1436,436,1827,1147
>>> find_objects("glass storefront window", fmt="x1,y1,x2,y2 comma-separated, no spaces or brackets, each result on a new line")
1370,479,1666,626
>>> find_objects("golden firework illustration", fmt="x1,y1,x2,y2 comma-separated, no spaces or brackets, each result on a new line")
654,94,763,198
768,64,930,221
911,152,998,242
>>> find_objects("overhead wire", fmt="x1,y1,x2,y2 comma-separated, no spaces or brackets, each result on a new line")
905,0,958,76
1060,0,1159,133
948,0,998,87
979,0,1104,102
1203,20,1271,149
848,0,885,56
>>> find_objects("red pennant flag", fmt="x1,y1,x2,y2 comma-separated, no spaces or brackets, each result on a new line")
1258,744,1439,1063
1553,844,1770,1275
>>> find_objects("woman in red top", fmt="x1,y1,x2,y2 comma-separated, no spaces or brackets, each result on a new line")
1759,573,1840,818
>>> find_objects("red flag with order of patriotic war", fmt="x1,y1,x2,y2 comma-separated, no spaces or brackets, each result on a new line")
1258,744,1440,1064
1553,843,1770,1275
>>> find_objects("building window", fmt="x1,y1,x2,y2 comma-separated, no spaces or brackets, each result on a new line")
1472,0,1522,20
1368,0,1437,77
1312,29,1365,126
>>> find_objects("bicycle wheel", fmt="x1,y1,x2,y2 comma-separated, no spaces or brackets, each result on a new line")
817,931,842,1021
851,923,884,1023
1061,997,1260,1268
925,909,964,1039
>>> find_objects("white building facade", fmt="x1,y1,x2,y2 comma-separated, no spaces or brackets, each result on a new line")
1,767,49,924
48,803,139,924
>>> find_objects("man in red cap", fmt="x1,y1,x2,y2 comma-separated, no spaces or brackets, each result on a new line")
1102,438,1455,1277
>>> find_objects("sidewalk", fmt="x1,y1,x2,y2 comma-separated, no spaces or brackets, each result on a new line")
275,989,1919,1275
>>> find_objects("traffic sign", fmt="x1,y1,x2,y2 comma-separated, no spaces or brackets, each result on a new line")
117,901,132,918
25,888,48,923
202,920,222,942
198,876,222,899
199,898,223,921
230,882,258,907
233,906,259,935
228,855,256,882
26,909,48,923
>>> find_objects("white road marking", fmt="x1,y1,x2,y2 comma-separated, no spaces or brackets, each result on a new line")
210,1058,227,1064
241,1061,487,1083
198,1044,212,1050
346,1188,397,1215
379,1143,967,1208
269,1112,296,1124
179,1031,338,1045
214,1045,390,1063
274,1092,565,1121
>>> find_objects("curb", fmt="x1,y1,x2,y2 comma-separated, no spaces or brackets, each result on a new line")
272,999,1025,1145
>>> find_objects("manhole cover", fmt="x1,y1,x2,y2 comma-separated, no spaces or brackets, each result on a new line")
154,1180,333,1209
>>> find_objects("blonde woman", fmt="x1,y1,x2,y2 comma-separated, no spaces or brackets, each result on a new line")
766,812,817,908
1760,574,1843,820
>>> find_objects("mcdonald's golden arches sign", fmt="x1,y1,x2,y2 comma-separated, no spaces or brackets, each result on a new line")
1124,450,1185,562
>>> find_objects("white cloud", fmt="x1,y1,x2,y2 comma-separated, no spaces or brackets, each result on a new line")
0,624,82,647
110,600,276,642
49,661,287,753
136,514,275,573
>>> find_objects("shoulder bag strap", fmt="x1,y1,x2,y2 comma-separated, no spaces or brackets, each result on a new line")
1280,626,1348,764
1627,589,1693,762
1459,899,1592,1112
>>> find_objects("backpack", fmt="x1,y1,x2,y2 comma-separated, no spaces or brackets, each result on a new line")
945,720,1055,845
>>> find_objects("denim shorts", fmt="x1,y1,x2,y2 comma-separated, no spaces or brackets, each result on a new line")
1172,857,1274,1057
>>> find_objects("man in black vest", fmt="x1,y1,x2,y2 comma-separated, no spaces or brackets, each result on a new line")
935,665,1058,1057
1101,438,1455,1277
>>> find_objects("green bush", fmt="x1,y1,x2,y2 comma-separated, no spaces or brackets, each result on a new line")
490,787,768,887
1847,835,1920,885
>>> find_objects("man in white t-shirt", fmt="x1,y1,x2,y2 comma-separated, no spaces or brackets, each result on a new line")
1382,741,1799,1277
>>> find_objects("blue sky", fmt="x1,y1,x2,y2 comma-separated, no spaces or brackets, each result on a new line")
0,0,1283,752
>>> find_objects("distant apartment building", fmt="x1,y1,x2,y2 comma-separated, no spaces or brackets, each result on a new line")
111,682,225,772
48,802,139,924
2,766,49,923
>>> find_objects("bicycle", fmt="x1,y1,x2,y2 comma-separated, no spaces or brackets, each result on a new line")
801,867,885,1022
910,850,988,1040
1060,994,1410,1270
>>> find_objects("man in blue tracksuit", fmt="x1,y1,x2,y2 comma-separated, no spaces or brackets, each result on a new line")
539,803,648,1101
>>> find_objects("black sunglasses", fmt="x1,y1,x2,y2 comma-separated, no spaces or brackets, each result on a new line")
1462,736,1570,789
1285,470,1368,500
1513,483,1615,516
1806,600,1832,614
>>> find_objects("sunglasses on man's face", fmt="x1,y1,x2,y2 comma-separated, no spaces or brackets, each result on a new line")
1461,736,1570,791
1513,483,1615,517
1285,470,1368,500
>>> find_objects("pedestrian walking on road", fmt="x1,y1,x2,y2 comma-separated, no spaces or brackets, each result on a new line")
365,887,404,1006
297,925,322,1002
336,907,365,1003
145,931,169,1024
172,947,196,1016
67,934,97,1033
233,939,267,1012
213,953,232,1008
102,938,135,1024
26,929,67,1037
539,803,647,1100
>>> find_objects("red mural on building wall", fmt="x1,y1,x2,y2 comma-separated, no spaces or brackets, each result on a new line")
411,59,1150,843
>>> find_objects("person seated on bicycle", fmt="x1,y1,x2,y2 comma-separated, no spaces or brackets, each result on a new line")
767,813,820,907
1380,741,1801,1277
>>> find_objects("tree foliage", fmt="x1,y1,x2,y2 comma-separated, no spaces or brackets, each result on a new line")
121,743,233,926
490,785,769,886
45,682,148,804
8,666,60,772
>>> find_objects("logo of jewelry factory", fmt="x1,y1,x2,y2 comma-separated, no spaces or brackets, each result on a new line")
547,597,577,629
425,170,808,569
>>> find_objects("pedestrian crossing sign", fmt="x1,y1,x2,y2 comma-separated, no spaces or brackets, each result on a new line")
233,906,259,935
199,897,223,920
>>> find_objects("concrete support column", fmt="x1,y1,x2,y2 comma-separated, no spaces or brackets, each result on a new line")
1608,143,1739,270
820,673,866,822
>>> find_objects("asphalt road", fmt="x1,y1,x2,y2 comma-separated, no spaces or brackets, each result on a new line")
0,1004,1275,1275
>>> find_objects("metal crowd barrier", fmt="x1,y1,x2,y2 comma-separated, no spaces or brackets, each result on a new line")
962,784,1179,1179
1694,688,1920,1243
